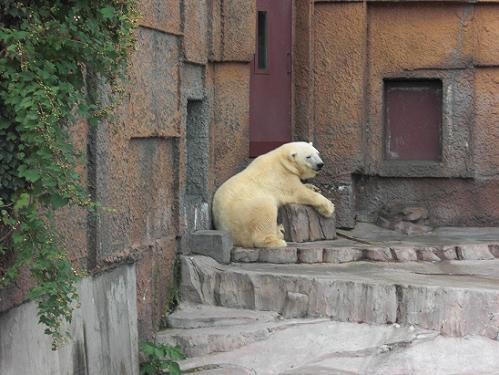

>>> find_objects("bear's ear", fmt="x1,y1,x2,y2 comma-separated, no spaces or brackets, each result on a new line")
309,141,313,145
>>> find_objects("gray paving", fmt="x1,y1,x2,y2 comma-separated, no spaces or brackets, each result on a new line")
160,304,499,375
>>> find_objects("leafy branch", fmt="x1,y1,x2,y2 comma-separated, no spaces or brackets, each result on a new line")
0,0,137,348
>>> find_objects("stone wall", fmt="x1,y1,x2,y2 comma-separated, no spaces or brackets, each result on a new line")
0,265,138,375
303,1,499,227
0,0,255,342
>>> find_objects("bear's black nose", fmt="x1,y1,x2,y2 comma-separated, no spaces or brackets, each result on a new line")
317,162,324,170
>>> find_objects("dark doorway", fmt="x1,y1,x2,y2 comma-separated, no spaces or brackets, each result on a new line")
249,0,292,157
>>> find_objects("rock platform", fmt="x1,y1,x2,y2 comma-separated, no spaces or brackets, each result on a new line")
159,223,499,374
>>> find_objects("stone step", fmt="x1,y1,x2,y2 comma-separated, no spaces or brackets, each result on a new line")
232,241,499,264
157,303,329,357
165,302,281,329
180,255,499,338
176,320,499,375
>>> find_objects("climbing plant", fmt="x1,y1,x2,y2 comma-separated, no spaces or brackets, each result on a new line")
0,1,137,348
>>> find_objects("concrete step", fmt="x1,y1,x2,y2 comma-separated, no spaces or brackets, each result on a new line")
158,303,330,357
165,302,281,329
180,255,499,338
171,313,499,375
232,223,499,264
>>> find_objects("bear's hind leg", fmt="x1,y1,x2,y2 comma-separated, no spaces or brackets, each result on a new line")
248,204,287,248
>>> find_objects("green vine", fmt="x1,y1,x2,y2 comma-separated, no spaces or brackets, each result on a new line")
0,1,137,348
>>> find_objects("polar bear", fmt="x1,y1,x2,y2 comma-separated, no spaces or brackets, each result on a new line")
212,142,335,248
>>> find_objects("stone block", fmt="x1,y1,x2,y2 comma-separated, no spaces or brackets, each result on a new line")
402,207,428,222
297,248,324,264
279,204,336,243
323,247,363,264
210,0,255,62
281,292,309,319
190,230,233,264
456,244,495,260
475,6,499,66
184,0,208,64
489,244,499,258
390,246,418,262
182,63,204,100
138,0,180,34
364,247,394,262
232,248,260,263
416,247,441,262
259,248,298,264
125,29,180,138
438,246,458,260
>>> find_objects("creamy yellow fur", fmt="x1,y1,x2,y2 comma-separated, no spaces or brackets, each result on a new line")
212,142,335,248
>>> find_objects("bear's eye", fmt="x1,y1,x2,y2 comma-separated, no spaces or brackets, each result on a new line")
306,156,311,159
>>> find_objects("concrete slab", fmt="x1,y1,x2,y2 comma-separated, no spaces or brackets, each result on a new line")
166,302,280,329
176,317,499,375
181,255,499,338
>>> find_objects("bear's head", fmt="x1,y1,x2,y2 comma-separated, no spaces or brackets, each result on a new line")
282,142,325,180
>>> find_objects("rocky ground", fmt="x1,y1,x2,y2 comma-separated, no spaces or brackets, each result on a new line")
160,223,499,374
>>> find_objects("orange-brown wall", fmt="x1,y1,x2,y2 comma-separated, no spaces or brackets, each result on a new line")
0,0,255,342
301,0,499,227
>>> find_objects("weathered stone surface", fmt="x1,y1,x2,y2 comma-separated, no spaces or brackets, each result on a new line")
438,246,458,260
232,247,260,263
490,243,499,258
138,0,180,34
180,319,495,375
157,321,290,357
456,244,495,260
279,204,336,243
391,246,418,262
258,248,298,264
394,221,433,236
416,247,442,262
0,265,139,375
166,303,280,330
402,206,428,222
184,0,208,64
282,292,309,318
180,256,218,305
180,255,499,338
190,230,233,264
297,248,323,264
212,63,250,188
364,247,394,262
210,0,255,62
323,247,363,263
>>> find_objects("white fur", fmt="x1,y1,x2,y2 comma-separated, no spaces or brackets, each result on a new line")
212,142,335,248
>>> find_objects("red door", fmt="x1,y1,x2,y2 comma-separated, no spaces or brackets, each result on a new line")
249,0,292,157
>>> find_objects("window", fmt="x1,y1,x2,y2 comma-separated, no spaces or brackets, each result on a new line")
257,11,268,71
384,80,442,161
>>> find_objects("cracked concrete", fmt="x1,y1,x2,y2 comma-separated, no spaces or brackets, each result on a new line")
161,304,499,375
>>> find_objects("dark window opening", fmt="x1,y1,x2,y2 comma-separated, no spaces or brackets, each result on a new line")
384,80,442,161
257,11,268,70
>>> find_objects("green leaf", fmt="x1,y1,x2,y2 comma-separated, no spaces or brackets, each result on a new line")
14,192,30,209
19,168,41,182
100,7,115,20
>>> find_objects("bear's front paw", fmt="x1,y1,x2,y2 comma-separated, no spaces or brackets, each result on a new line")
317,200,335,218
304,183,321,193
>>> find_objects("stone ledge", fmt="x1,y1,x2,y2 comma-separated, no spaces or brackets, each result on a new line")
231,243,499,264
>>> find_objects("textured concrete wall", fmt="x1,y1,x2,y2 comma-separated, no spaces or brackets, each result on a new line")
310,1,499,226
0,0,256,343
0,265,138,375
